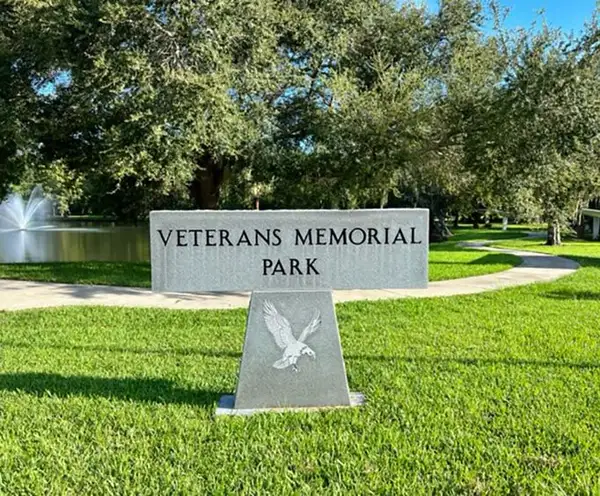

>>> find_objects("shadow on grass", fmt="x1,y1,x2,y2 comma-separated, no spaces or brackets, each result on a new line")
6,341,600,369
345,355,600,369
559,254,600,268
543,290,600,301
467,254,518,265
489,247,600,268
0,372,221,407
0,341,242,359
430,253,518,265
442,230,528,243
429,244,474,252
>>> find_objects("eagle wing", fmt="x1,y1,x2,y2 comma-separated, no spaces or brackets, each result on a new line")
263,300,295,349
298,311,321,343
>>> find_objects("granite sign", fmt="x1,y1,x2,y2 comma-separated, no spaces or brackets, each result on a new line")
150,209,429,414
151,210,428,292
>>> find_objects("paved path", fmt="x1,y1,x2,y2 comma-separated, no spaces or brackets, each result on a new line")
0,240,580,311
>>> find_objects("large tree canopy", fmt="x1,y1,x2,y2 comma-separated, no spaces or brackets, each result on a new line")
2,0,600,243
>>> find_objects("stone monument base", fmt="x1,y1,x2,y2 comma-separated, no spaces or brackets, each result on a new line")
219,289,360,415
216,392,365,417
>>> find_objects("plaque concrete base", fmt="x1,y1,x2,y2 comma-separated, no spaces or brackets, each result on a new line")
216,392,365,416
226,290,358,413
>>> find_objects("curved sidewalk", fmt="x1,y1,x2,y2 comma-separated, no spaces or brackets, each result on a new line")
0,243,579,311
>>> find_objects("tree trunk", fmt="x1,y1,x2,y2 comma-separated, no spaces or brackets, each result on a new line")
429,209,450,242
429,215,445,242
189,154,225,209
573,206,585,239
575,219,585,239
441,216,452,238
453,213,459,229
472,211,482,229
546,220,561,246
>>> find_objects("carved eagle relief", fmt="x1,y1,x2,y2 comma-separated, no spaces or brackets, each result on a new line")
262,300,321,372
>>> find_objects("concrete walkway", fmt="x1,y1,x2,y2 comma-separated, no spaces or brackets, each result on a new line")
0,241,579,311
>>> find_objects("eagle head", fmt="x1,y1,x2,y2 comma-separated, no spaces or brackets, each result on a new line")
301,346,316,359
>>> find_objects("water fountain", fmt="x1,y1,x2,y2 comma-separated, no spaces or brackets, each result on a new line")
0,186,150,263
0,186,55,262
0,185,53,232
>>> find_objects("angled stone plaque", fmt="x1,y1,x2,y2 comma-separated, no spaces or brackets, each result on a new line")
234,290,350,409
149,208,429,415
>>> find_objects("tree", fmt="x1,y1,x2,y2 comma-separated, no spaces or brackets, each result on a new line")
0,1,55,199
16,0,392,218
255,1,503,233
496,22,600,244
4,0,600,234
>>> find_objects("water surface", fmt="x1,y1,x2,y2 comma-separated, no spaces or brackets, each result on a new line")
0,221,149,263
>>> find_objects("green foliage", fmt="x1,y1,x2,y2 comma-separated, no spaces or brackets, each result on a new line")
0,261,150,287
0,1,56,198
494,23,600,241
1,0,599,232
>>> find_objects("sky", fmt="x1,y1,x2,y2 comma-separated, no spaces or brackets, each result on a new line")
418,0,598,34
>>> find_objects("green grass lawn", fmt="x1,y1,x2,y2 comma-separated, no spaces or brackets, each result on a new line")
1,240,599,493
429,227,524,281
0,261,152,288
494,236,600,259
0,227,524,287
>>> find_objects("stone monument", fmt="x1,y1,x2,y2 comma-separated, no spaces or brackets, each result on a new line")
150,209,429,415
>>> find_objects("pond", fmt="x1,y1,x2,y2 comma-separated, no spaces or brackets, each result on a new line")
0,221,150,263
